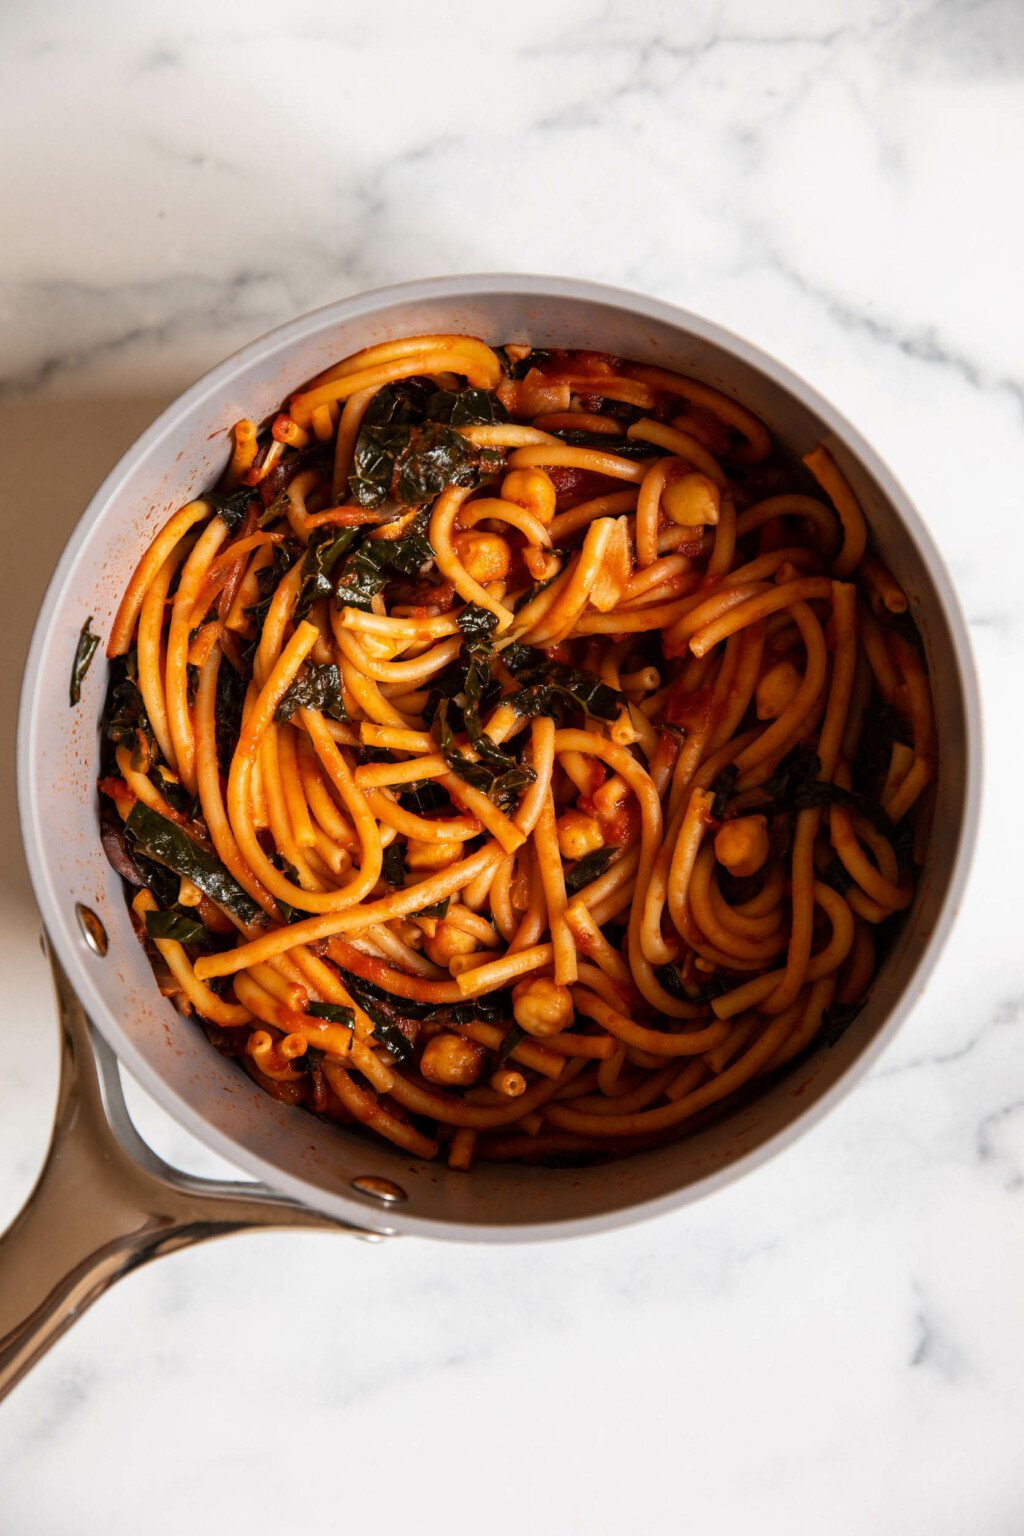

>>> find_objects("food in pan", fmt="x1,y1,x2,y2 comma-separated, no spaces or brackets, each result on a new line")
93,333,935,1169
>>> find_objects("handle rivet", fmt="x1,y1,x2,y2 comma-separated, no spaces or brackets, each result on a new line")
75,904,108,957
351,1175,407,1205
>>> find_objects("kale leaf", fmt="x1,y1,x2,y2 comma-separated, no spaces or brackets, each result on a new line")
125,803,262,925
70,617,100,707
205,487,255,533
549,430,653,460
564,846,617,895
332,511,435,609
275,662,348,722
761,747,893,834
336,971,415,1061
307,1001,357,1030
502,644,623,723
144,909,212,947
426,388,508,427
351,421,480,509
294,527,361,621
348,379,505,509
107,669,157,770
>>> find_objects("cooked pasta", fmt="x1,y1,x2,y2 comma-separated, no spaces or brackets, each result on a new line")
94,334,935,1171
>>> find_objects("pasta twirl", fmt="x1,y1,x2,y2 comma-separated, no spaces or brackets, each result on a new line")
94,336,935,1172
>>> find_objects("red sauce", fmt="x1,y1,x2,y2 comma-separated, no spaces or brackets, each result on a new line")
663,678,717,733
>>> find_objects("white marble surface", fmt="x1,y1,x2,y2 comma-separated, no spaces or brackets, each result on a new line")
1,1,1022,1530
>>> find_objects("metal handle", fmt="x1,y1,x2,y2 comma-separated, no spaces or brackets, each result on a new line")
0,947,367,1401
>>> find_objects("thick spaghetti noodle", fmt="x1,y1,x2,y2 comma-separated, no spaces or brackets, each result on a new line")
95,335,935,1170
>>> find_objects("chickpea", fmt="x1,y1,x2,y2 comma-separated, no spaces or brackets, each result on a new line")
419,1033,485,1087
714,815,770,878
662,472,721,528
405,837,465,871
452,530,511,584
512,977,574,1038
756,660,802,721
422,915,478,968
501,468,557,524
556,809,604,861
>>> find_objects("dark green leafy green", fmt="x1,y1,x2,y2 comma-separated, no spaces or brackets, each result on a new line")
257,487,291,529
205,487,255,532
821,854,853,895
332,511,434,609
294,527,361,620
421,992,511,1030
549,430,653,460
432,603,536,809
350,421,479,509
434,698,535,810
275,663,348,723
425,389,508,427
307,1001,357,1029
496,347,550,379
337,972,415,1062
502,645,623,723
456,603,499,647
349,380,506,509
70,617,100,706
761,747,893,834
125,803,262,925
655,964,728,1005
215,658,247,775
107,672,157,770
381,842,405,888
513,564,564,613
148,768,198,821
853,701,910,784
247,541,301,631
498,1021,526,1063
564,846,617,895
144,909,211,947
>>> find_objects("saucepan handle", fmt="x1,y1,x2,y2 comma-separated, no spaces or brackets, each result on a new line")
0,946,363,1402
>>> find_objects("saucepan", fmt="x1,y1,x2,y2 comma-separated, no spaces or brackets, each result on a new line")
3,275,981,1399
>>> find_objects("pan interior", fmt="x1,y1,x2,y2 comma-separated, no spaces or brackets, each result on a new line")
18,279,976,1239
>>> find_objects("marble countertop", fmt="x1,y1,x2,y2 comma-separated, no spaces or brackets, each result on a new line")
1,2,1022,1531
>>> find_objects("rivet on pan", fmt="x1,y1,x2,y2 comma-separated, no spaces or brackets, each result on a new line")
351,1175,407,1205
75,904,109,957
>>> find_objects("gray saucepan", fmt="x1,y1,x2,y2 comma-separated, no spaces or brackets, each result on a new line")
2,275,981,1399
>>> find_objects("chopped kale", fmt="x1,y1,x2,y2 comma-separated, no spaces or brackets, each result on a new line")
144,909,211,947
381,842,405,888
307,1001,357,1030
125,803,262,925
501,644,623,723
498,1021,527,1063
70,617,100,707
426,388,508,427
564,847,617,895
294,527,361,621
548,430,653,460
205,487,255,532
332,510,435,609
710,764,739,821
275,662,348,723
